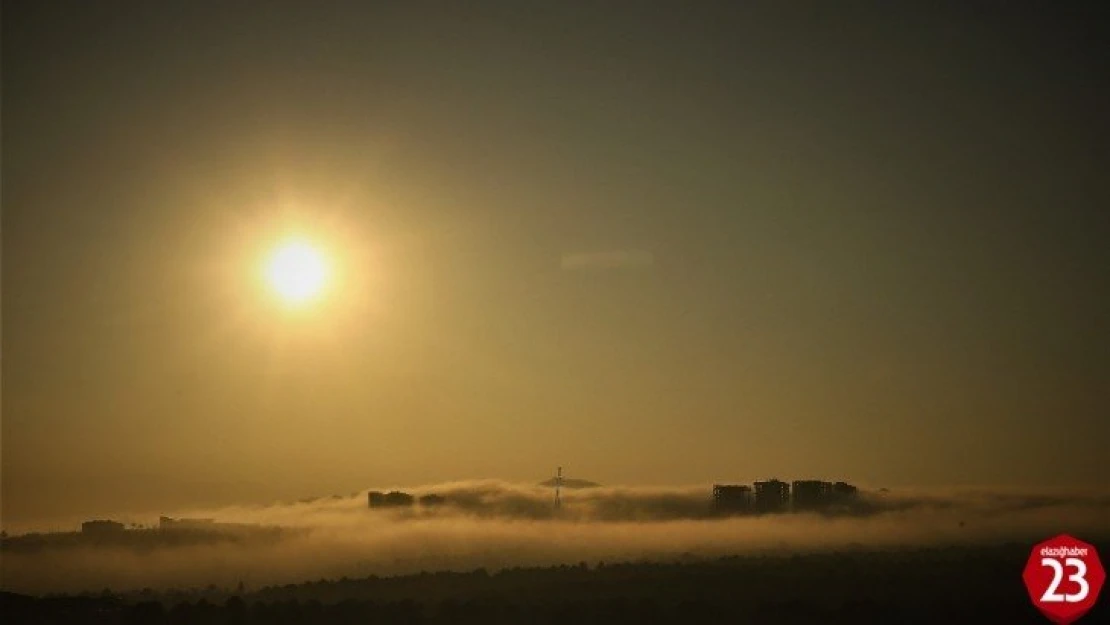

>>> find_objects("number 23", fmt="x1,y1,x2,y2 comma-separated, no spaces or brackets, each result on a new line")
1040,557,1090,603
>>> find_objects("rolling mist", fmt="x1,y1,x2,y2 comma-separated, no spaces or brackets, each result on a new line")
2,482,1108,595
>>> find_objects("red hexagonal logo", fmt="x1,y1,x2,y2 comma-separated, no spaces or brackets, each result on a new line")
1023,534,1105,624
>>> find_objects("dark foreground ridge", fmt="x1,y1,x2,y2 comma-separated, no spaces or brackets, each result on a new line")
4,543,1106,624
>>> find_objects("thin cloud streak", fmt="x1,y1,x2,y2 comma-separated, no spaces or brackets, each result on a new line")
561,250,655,270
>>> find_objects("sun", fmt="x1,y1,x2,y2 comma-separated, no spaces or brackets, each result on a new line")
265,239,329,305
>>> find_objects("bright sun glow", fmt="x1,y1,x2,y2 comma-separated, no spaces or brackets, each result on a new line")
265,240,329,305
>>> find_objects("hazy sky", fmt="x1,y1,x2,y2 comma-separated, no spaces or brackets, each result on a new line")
3,1,1107,526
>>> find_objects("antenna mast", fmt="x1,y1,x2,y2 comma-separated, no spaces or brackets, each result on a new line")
554,466,563,510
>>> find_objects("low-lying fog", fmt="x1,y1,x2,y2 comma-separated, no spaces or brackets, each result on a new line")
3,481,1107,595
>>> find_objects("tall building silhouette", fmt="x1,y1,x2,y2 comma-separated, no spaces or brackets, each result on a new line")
712,484,753,513
753,479,790,512
791,480,833,510
832,482,858,497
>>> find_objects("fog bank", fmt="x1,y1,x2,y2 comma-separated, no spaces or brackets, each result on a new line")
3,482,1107,594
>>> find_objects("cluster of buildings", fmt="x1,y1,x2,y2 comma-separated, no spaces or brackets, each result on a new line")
712,479,859,514
79,516,253,535
158,516,217,530
367,490,446,509
81,519,126,534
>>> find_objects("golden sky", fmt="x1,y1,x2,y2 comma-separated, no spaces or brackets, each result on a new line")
3,2,1107,527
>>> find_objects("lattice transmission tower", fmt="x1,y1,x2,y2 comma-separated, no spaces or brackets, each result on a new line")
553,466,563,510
